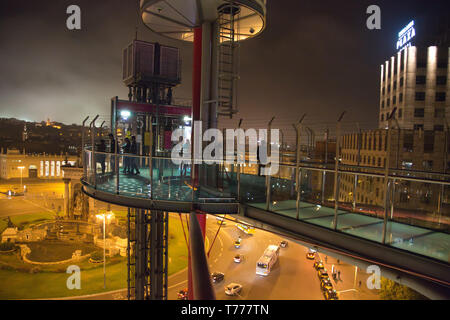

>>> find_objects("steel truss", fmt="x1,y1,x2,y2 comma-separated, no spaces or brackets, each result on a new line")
127,208,169,300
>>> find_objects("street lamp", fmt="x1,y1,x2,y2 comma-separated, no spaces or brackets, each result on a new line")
96,211,113,289
17,166,25,191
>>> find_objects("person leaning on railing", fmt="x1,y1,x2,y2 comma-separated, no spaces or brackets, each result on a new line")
108,133,118,172
96,139,106,175
122,137,131,174
130,136,140,175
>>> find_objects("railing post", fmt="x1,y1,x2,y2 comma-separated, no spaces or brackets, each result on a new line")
353,174,358,211
353,125,361,212
265,117,275,211
390,178,396,219
89,115,99,188
265,174,271,211
294,114,306,220
114,126,119,195
237,119,243,202
333,112,345,230
322,128,328,205
81,116,89,176
149,116,154,199
296,168,302,220
382,108,396,243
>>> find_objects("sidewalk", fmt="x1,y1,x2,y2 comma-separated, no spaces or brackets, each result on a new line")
317,253,380,300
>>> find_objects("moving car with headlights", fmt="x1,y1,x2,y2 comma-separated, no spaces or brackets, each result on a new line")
177,288,188,300
318,269,329,279
216,215,227,225
280,240,288,248
234,254,242,263
234,238,241,248
320,278,333,291
211,272,225,283
225,283,242,296
306,251,316,260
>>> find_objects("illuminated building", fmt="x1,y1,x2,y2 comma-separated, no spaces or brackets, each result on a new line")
379,18,450,131
0,148,77,180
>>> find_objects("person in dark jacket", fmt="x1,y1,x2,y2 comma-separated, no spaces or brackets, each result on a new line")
108,133,117,172
96,139,106,174
130,136,140,175
122,137,131,174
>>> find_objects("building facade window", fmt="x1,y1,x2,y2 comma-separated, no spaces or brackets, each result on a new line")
436,76,447,85
416,75,426,85
414,108,425,117
403,132,413,152
435,108,445,118
399,93,403,103
434,125,444,131
400,77,404,87
414,124,424,130
415,92,425,101
398,108,402,118
424,131,434,153
436,92,446,102
423,160,433,171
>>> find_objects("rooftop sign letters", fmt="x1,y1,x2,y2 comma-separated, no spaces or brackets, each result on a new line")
396,20,415,51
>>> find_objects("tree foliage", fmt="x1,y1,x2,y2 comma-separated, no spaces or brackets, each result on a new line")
379,277,428,300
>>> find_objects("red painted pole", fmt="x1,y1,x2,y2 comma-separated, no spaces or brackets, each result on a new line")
192,26,206,236
188,26,206,300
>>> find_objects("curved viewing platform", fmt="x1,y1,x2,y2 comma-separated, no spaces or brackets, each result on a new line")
81,148,450,266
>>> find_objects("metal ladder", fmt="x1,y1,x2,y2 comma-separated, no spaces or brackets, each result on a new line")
217,1,240,118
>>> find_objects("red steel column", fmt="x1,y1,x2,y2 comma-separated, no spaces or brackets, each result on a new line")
191,26,206,236
188,26,206,300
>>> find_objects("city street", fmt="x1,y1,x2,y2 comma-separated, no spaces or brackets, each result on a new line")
0,180,64,217
167,215,380,300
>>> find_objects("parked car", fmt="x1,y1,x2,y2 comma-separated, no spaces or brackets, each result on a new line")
314,261,324,270
225,283,242,296
234,239,241,249
280,240,288,248
211,272,225,283
177,288,188,300
318,269,329,279
324,288,339,300
320,278,333,291
234,254,242,263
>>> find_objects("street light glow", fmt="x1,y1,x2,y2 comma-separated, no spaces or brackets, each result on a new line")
120,110,131,120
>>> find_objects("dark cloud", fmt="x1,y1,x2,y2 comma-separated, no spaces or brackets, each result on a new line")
0,0,448,132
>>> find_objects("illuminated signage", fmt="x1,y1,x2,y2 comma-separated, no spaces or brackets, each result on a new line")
396,20,415,51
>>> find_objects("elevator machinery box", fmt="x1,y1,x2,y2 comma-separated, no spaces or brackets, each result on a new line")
122,40,181,87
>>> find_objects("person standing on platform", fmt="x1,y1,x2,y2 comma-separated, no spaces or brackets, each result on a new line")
122,137,131,174
96,139,106,174
130,136,140,175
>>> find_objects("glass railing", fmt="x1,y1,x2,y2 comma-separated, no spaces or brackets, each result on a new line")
82,148,450,263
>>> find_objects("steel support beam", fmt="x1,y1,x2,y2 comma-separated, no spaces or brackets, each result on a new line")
189,212,215,300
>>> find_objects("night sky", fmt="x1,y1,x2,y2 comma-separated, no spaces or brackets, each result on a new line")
0,0,449,138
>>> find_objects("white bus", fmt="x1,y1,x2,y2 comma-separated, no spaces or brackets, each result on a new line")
256,245,280,276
